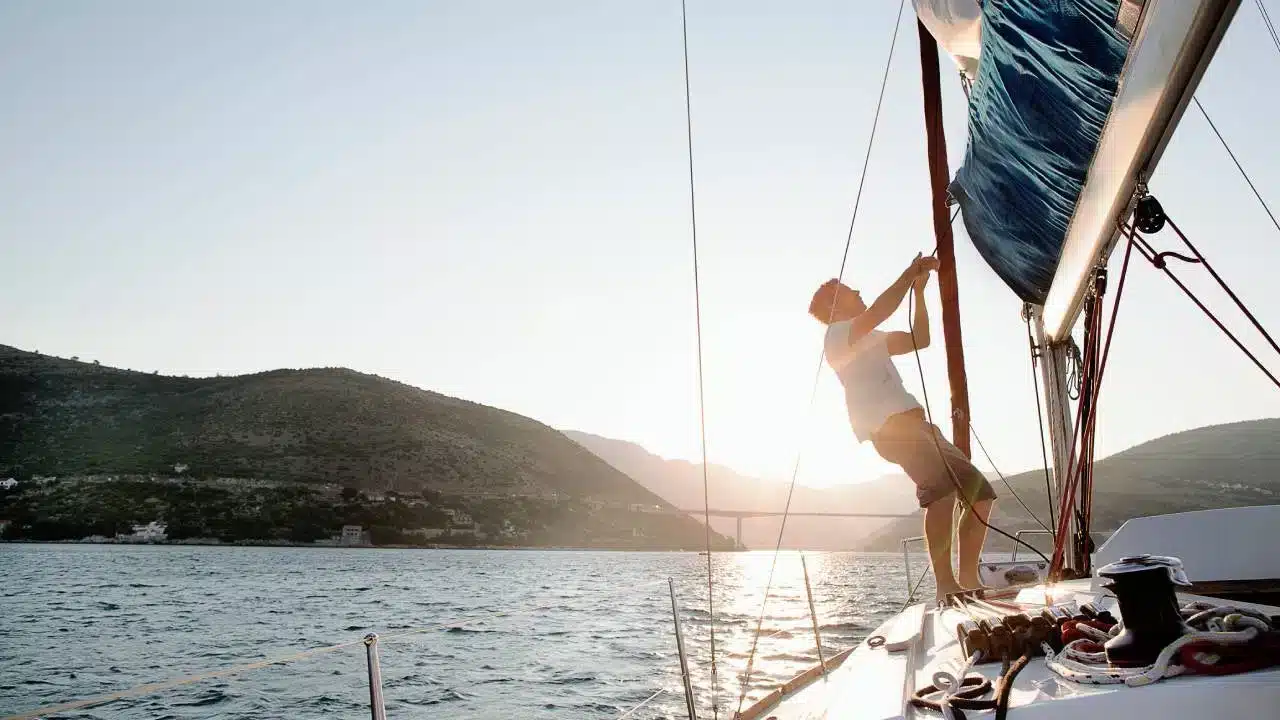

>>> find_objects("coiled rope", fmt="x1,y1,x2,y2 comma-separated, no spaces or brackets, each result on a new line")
1043,606,1277,687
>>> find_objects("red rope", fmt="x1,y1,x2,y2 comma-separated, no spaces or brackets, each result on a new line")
1131,229,1280,390
1165,217,1280,359
1179,639,1280,675
1078,235,1135,555
1049,231,1135,577
1050,299,1100,577
1050,204,1280,575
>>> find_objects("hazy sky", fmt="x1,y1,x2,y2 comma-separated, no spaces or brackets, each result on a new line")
3,1,1279,488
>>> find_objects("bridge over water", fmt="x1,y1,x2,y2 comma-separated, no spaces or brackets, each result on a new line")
677,508,914,549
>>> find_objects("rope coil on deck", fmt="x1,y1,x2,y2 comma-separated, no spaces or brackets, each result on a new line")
911,598,1280,718
1042,603,1280,688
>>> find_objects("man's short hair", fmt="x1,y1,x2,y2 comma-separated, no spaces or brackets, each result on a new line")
809,278,847,324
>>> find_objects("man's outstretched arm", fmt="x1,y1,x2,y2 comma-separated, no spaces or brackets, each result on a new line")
887,270,931,355
848,254,936,346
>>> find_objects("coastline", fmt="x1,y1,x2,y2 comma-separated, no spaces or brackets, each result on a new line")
0,537,752,553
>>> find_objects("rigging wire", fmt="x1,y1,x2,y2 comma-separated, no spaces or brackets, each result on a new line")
1128,226,1280,390
906,291,1055,569
967,421,1051,533
1192,97,1280,237
1024,310,1057,533
1256,0,1280,58
677,0,720,715
733,2,909,715
903,564,932,609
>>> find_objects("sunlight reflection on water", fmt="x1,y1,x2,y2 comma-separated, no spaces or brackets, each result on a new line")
0,545,934,719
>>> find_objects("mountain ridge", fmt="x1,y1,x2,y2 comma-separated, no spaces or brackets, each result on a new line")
0,345,733,549
5,344,1277,552
858,416,1280,552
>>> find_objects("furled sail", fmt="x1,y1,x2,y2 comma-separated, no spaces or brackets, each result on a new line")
946,0,1133,305
922,0,1240,330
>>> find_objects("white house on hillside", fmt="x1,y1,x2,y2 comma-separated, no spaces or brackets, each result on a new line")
118,521,167,542
340,525,370,546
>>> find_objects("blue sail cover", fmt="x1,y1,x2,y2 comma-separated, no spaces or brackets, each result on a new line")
949,1,1133,304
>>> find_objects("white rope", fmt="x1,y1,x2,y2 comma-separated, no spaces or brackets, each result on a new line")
1060,639,1107,664
1043,615,1265,687
931,651,981,720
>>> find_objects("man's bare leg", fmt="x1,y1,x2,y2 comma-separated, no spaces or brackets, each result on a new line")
957,498,993,589
924,493,962,602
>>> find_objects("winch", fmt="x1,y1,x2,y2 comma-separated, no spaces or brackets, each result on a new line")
1097,555,1193,667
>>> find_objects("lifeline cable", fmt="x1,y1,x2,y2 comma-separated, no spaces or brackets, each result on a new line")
677,0,720,714
904,564,932,608
2,637,367,720
616,689,667,719
7,578,674,720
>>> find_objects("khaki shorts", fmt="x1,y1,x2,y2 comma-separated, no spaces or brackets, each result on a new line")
871,410,997,509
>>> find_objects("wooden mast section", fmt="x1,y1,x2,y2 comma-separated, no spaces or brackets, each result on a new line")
916,20,972,457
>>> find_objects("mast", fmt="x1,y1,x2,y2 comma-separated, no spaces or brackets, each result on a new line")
1030,305,1080,575
916,20,971,457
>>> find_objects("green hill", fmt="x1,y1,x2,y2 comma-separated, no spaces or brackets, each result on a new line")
859,418,1280,552
0,345,732,549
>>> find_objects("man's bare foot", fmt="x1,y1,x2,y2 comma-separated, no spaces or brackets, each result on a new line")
934,582,965,605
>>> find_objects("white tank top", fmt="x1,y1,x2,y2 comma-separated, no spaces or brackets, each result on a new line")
823,325,922,442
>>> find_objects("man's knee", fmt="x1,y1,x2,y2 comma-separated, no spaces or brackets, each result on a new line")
960,497,993,522
922,491,956,511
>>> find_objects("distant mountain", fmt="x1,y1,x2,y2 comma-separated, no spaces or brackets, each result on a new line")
859,418,1280,552
0,345,733,549
563,430,919,549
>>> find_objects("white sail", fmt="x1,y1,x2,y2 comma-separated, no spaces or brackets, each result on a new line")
912,0,982,79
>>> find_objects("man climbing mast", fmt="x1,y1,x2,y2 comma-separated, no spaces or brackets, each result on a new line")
810,255,997,602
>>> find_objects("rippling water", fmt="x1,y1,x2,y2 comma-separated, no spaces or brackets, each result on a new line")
1,545,935,719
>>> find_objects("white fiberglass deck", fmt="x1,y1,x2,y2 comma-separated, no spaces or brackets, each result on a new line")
759,579,1280,720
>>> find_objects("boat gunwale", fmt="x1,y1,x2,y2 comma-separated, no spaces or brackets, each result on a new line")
733,644,856,720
